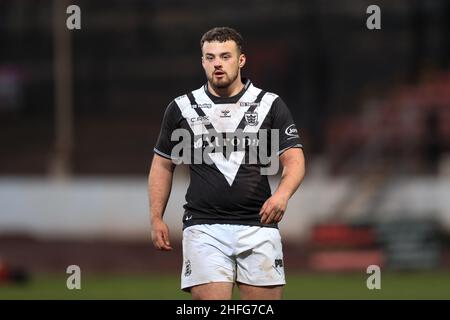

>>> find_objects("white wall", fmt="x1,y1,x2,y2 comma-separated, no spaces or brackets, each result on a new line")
1,172,449,241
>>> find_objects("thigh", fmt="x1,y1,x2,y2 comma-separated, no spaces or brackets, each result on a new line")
181,225,235,292
235,227,286,287
237,283,283,300
191,282,234,300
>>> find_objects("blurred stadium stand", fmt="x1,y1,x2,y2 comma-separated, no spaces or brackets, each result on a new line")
1,0,450,273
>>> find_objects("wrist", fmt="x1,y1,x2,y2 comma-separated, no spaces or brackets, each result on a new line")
274,190,290,202
150,216,164,224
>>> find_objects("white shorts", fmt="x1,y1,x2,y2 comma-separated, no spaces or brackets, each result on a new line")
181,224,285,291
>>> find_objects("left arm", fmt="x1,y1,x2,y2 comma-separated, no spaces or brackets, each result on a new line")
259,147,305,224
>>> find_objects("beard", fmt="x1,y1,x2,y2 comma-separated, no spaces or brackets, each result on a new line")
207,69,239,89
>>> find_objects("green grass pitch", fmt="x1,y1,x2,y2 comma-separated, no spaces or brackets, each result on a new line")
1,272,449,299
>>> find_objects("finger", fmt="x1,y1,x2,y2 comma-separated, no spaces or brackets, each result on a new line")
160,230,173,251
263,210,275,224
261,207,274,224
152,241,160,250
265,208,281,224
259,202,268,215
154,232,164,250
273,210,284,223
154,231,168,250
260,205,270,223
160,243,173,251
151,232,161,249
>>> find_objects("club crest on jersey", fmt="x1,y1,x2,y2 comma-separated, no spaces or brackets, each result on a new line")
244,111,258,126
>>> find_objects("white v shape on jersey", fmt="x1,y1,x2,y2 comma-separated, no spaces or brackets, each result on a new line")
154,79,302,229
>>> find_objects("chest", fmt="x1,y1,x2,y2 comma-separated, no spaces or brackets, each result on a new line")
179,102,271,135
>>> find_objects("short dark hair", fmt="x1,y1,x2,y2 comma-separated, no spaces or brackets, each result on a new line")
200,27,244,53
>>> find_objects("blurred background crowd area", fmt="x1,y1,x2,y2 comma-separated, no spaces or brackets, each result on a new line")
1,0,450,289
1,0,449,176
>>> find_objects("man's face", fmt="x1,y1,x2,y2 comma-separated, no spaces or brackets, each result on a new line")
201,40,245,89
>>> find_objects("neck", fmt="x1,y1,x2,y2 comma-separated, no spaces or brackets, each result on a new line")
208,76,245,98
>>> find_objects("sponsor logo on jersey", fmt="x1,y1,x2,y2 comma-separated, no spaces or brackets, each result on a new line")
171,128,281,178
190,115,210,126
239,102,260,107
285,124,299,137
244,111,258,126
220,110,231,118
193,134,259,149
191,103,212,109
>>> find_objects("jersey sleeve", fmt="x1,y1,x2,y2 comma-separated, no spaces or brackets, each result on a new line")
271,97,303,155
154,100,181,160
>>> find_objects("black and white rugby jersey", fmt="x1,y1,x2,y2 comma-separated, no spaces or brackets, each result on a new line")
154,79,302,229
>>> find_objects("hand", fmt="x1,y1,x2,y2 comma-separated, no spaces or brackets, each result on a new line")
259,193,288,224
151,218,173,251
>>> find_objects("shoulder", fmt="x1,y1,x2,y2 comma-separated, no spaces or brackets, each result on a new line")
172,84,205,108
247,83,280,104
265,92,282,108
162,98,183,123
169,93,191,113
252,85,283,109
259,92,290,119
172,94,188,107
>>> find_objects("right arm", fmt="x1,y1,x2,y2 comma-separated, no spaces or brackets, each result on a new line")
149,154,176,251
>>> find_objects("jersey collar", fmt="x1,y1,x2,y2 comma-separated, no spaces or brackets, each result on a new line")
203,78,252,104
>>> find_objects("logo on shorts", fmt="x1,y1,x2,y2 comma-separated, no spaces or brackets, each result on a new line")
274,259,283,268
184,259,192,277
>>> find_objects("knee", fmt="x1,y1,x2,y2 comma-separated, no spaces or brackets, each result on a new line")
190,283,233,300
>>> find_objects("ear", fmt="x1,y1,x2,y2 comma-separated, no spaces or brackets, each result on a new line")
239,54,246,69
201,55,206,68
